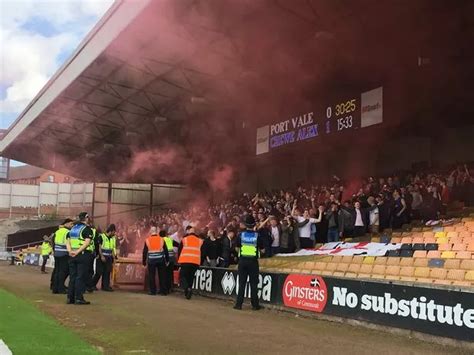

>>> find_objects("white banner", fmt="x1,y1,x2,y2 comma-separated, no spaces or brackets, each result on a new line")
361,86,383,128
277,242,401,257
256,125,270,155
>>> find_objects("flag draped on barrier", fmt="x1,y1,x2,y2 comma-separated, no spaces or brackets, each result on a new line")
276,242,402,257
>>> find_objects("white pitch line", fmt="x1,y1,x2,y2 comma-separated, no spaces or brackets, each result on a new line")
0,340,12,355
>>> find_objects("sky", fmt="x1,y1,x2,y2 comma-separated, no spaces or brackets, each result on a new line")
0,0,114,165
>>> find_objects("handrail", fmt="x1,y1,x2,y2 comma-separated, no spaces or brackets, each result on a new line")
2,240,43,252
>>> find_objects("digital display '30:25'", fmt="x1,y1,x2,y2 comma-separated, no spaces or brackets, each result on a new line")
325,98,357,132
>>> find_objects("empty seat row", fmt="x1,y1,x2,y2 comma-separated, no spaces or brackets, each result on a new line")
305,267,474,286
297,257,474,271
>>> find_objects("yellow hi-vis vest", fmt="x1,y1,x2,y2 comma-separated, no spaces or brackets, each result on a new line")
41,242,52,256
54,227,69,257
163,236,175,261
101,233,116,257
239,231,259,258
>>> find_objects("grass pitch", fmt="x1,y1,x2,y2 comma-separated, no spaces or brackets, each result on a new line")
0,288,98,354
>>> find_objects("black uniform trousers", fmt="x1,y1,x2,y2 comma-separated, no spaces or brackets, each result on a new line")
68,252,90,302
148,262,168,295
41,256,49,272
179,263,198,293
166,261,175,292
52,255,69,293
236,257,260,308
91,257,113,289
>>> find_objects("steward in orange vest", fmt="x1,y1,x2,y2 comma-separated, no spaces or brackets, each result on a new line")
178,226,204,300
142,227,169,296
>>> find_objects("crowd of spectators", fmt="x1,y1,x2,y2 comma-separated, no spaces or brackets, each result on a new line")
112,164,474,266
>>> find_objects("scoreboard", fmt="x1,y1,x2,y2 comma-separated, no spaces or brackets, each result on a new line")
256,86,383,155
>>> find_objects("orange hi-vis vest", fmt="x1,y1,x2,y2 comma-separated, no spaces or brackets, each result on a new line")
178,234,203,265
146,235,165,263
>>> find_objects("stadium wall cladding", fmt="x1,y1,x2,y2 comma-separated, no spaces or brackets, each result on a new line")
192,267,474,342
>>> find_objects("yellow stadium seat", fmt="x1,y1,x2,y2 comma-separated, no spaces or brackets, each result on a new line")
374,257,387,265
372,265,386,276
423,231,434,238
444,259,461,269
358,264,373,278
303,262,315,269
391,237,402,243
341,256,353,263
460,259,474,270
414,267,430,278
467,243,474,251
325,263,338,272
430,268,447,280
438,243,452,251
336,263,349,273
385,265,400,277
441,251,456,259
435,232,446,239
452,244,467,251
331,256,343,263
426,250,441,258
460,231,472,239
347,263,361,274
321,270,334,276
436,237,449,244
465,270,474,282
423,237,436,244
386,257,401,266
314,261,327,271
363,256,375,264
447,270,466,281
447,231,458,239
443,226,455,233
401,237,413,244
412,237,424,244
400,258,414,266
455,226,468,232
400,266,415,278
413,250,427,258
411,232,423,238
456,251,472,259
413,258,429,267
351,256,364,264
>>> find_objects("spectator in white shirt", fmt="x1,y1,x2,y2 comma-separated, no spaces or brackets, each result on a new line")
269,217,281,256
292,201,323,248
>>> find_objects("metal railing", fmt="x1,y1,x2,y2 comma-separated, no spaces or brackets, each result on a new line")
0,240,43,253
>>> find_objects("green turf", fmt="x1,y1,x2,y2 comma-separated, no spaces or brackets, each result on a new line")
0,288,99,355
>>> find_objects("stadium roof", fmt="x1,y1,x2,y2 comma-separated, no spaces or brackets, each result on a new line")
1,0,473,183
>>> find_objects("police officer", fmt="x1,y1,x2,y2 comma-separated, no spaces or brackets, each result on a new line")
51,218,74,294
178,226,203,300
40,235,52,274
90,224,117,291
234,215,265,311
142,227,169,295
66,212,94,305
162,230,179,293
